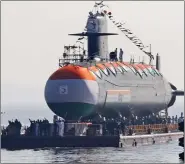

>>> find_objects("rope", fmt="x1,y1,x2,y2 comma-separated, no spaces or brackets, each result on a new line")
95,1,154,64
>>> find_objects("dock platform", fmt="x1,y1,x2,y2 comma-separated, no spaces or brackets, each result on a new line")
1,135,120,150
2,132,183,150
119,132,183,147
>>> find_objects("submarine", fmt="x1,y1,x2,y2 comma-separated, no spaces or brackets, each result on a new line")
44,2,184,121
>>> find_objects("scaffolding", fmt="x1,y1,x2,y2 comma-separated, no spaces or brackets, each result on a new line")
59,45,88,67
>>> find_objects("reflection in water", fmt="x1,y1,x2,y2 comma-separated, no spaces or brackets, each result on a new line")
1,141,183,163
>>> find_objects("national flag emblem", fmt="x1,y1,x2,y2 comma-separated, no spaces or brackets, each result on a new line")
59,85,68,95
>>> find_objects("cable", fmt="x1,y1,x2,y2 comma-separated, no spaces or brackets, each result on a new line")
95,1,154,64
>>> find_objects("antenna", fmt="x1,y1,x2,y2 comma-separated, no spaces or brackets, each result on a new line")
130,55,132,63
156,53,161,71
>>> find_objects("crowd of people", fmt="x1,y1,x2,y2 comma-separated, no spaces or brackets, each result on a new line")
121,113,184,126
89,112,184,136
1,116,65,137
1,119,22,136
26,118,50,136
1,113,184,137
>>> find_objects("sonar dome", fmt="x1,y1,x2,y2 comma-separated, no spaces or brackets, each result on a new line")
44,65,99,120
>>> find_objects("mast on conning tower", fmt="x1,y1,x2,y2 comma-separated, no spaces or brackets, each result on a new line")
156,53,161,71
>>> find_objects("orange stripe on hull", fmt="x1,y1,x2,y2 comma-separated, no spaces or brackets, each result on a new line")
50,65,96,81
88,66,99,72
135,64,145,70
117,61,126,67
111,62,119,67
107,90,131,95
143,64,151,68
104,62,113,68
130,64,139,70
96,63,106,70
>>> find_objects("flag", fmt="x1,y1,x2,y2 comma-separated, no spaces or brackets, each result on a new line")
59,85,68,95
78,37,84,40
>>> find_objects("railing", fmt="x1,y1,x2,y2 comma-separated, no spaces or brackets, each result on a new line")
58,56,154,68
126,124,179,134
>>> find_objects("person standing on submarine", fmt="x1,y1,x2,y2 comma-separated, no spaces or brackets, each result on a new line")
119,48,124,62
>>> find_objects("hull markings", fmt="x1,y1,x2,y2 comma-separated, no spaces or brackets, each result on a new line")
59,85,68,94
107,90,131,95
106,90,131,102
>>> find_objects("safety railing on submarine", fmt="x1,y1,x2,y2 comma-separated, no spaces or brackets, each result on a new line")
59,55,156,68
59,45,157,67
58,51,111,67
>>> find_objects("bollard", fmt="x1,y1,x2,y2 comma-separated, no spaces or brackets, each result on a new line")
152,138,155,144
132,139,137,147
119,142,123,148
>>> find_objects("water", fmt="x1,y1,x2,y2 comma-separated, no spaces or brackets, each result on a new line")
1,141,184,163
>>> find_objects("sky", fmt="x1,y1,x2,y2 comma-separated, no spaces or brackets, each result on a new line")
1,1,184,113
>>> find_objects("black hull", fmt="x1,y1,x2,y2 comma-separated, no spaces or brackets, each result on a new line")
1,136,120,150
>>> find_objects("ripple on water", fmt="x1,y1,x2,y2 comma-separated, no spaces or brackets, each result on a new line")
1,141,183,163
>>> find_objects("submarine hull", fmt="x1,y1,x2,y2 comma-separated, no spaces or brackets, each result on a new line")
44,62,173,120
95,65,172,118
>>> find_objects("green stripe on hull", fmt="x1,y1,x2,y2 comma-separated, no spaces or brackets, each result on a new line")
47,102,95,120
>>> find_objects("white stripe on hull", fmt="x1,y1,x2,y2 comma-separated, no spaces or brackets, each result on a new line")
45,79,99,104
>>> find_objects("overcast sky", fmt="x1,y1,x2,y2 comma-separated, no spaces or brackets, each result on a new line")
1,1,184,109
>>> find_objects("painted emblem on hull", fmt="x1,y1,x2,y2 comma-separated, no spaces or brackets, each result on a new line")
106,90,131,102
59,85,68,95
107,90,131,94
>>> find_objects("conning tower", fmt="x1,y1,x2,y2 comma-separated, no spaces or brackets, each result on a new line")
69,11,117,60
86,11,108,59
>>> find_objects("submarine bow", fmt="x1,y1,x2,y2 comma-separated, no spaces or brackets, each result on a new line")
44,65,99,120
